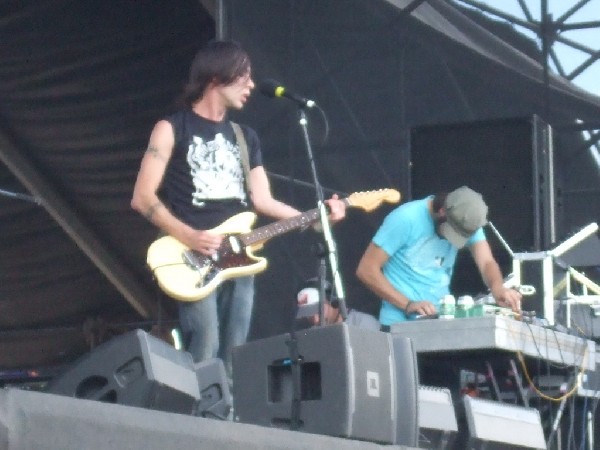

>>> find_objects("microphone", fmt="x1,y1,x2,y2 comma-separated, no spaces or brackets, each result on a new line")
259,79,316,108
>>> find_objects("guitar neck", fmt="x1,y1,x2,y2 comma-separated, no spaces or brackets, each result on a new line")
242,199,350,246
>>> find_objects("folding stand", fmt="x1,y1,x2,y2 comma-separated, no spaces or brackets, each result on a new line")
511,222,599,325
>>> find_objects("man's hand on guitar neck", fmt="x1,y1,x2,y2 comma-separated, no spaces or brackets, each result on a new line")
324,193,346,223
310,194,346,232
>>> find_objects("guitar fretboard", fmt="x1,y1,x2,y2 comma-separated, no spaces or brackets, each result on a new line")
241,199,351,246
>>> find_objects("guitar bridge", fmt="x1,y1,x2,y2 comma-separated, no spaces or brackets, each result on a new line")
183,251,207,270
182,250,219,288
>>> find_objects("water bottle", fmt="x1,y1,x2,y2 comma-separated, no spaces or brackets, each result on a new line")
456,295,474,318
439,294,456,319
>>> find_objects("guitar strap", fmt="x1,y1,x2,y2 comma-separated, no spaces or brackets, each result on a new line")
230,122,252,197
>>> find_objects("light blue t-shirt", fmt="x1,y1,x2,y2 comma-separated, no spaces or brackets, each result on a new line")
373,196,485,325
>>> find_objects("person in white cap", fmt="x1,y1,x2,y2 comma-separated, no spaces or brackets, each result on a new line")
356,186,521,327
297,278,381,331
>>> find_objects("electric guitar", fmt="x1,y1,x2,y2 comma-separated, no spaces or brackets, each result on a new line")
147,189,401,302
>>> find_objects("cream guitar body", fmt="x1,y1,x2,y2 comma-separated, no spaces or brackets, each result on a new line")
147,212,267,302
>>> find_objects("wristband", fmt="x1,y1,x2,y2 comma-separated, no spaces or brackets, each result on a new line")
405,300,413,312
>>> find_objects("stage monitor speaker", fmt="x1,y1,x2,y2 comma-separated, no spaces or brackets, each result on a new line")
409,116,556,295
463,396,546,449
418,385,457,450
193,358,232,419
46,329,222,416
232,323,419,446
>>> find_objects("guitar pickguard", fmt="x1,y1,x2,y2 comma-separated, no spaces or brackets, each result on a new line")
182,234,258,288
147,231,267,302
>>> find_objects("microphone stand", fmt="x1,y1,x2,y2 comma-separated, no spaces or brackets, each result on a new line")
296,108,348,321
285,303,302,430
309,240,329,327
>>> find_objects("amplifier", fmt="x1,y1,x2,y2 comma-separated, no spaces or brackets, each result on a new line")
464,396,546,449
578,349,600,398
418,385,457,449
560,299,600,339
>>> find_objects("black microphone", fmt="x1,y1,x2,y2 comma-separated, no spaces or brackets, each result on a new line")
259,79,316,108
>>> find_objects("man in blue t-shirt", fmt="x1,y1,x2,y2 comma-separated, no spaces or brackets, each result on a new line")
356,186,521,326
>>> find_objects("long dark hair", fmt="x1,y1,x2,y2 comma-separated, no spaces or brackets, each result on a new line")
181,40,251,107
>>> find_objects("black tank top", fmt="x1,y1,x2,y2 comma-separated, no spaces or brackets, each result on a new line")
162,109,263,229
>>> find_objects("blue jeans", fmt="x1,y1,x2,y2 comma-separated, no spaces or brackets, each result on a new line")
178,276,254,378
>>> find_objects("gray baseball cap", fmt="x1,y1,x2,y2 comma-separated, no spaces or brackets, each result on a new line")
439,186,488,248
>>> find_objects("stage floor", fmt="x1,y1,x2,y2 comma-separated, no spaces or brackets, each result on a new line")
0,388,418,450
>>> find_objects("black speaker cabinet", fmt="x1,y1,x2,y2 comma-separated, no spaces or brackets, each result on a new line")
232,323,419,446
47,329,203,415
409,116,556,295
193,358,232,419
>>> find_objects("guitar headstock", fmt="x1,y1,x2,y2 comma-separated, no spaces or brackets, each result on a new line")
346,189,401,212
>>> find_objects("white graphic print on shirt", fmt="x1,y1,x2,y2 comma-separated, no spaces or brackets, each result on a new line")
187,133,245,205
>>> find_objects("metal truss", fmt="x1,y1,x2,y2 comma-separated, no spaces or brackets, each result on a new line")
450,0,600,171
451,0,600,86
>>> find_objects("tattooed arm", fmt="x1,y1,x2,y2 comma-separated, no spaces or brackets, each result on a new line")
131,120,222,255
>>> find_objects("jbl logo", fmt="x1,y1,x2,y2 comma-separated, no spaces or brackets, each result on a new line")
366,371,380,397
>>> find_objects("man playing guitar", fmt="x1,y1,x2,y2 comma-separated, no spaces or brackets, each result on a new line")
131,40,345,379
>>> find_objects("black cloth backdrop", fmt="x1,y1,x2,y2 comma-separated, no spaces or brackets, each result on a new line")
0,0,214,371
